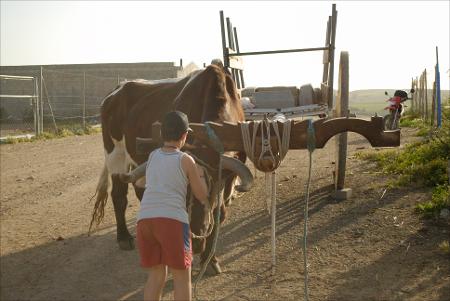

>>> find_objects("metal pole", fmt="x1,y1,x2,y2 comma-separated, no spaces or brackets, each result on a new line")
42,75,58,132
229,46,329,57
39,66,43,134
33,77,39,136
219,11,229,68
83,71,86,129
432,77,436,126
435,46,442,128
226,17,235,51
322,17,331,84
233,27,245,88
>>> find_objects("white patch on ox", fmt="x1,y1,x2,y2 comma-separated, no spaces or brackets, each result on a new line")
219,99,233,122
105,136,138,175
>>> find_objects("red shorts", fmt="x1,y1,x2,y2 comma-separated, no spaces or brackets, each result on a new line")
136,218,192,270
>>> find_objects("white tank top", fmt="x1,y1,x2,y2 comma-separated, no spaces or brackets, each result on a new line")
138,148,189,224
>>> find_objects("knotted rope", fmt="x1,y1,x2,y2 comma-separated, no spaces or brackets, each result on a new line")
240,115,291,173
241,116,291,214
240,115,292,274
303,119,316,301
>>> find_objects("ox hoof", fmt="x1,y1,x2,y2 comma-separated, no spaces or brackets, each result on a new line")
118,238,135,250
205,262,222,275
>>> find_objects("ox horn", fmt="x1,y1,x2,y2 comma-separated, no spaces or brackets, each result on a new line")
118,161,147,183
221,155,253,192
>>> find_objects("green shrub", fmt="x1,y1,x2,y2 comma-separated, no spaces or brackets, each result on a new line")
416,127,431,137
400,117,424,128
402,109,422,120
2,125,102,144
37,132,57,140
57,128,73,137
416,185,450,218
4,136,19,144
357,106,450,219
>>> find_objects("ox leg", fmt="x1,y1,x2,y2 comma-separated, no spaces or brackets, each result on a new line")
200,205,227,275
111,175,134,250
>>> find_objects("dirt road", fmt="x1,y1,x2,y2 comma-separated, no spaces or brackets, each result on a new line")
1,128,448,300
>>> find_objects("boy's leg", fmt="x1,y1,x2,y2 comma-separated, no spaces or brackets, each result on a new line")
144,264,167,301
170,267,192,301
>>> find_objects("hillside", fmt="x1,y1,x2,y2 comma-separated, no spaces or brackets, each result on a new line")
349,89,450,116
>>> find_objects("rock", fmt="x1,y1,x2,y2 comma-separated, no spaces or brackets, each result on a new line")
283,176,290,181
55,236,64,241
26,176,35,180
439,208,449,219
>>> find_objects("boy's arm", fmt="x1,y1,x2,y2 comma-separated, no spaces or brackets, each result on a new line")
117,150,154,183
118,161,147,183
182,154,209,205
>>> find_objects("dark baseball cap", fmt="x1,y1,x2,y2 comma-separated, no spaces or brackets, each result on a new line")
161,111,193,141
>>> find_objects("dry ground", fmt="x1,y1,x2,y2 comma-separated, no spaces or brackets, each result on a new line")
1,127,449,300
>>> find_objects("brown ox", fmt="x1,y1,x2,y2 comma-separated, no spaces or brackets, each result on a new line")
89,64,252,274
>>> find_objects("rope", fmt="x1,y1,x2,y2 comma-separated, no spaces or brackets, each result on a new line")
193,123,224,301
265,172,271,214
241,116,291,214
240,116,291,173
303,119,316,301
271,116,291,161
241,115,292,277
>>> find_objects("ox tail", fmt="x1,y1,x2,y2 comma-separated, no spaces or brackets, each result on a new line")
88,164,110,234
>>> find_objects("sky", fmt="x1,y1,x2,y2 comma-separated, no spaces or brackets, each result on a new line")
1,0,449,91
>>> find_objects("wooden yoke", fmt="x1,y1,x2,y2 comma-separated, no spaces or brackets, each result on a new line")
136,116,399,156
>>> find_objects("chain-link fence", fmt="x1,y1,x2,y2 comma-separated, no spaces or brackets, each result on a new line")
40,68,123,132
0,68,127,137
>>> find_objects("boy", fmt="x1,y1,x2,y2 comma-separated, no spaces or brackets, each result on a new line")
137,111,209,301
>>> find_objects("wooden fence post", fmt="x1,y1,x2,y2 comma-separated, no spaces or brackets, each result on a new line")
431,78,436,126
424,69,428,122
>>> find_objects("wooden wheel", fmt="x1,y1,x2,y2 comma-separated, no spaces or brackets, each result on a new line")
335,51,349,190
